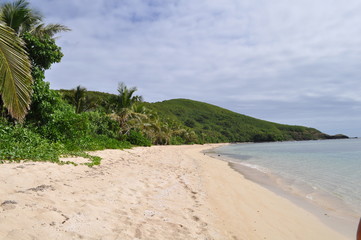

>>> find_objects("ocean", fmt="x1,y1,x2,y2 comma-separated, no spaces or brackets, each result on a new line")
213,139,361,226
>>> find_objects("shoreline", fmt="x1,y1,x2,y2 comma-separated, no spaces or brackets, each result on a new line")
0,144,351,239
206,144,357,239
227,162,357,238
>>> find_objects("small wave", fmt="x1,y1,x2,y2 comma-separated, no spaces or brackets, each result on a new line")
239,162,269,173
306,194,314,200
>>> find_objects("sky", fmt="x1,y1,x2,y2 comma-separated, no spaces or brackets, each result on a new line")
28,0,361,137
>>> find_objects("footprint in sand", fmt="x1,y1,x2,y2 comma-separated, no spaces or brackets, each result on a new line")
192,215,200,222
28,185,55,192
134,227,142,239
1,200,17,210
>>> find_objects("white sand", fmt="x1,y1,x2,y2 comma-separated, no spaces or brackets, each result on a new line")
0,144,350,239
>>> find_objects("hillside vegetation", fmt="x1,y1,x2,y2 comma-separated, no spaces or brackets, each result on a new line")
59,89,345,144
147,99,343,143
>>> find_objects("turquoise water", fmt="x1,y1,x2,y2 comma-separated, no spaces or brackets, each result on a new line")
214,139,361,218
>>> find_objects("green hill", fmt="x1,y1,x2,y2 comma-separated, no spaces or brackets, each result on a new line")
57,89,347,143
146,99,344,143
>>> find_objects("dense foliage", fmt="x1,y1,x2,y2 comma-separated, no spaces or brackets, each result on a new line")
0,0,69,121
0,0,132,165
23,33,63,71
59,91,343,144
0,118,63,162
59,88,199,146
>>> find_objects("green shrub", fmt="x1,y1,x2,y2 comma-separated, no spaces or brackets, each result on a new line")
125,130,151,146
26,69,73,126
40,109,92,142
0,120,63,162
39,109,128,151
0,117,132,164
85,111,120,139
170,136,185,145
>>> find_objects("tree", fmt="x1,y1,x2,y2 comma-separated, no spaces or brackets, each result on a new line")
23,33,63,71
0,0,69,123
23,33,65,125
110,82,144,133
116,82,143,110
0,0,69,122
115,82,143,129
73,86,87,114
65,86,96,114
0,0,68,71
0,23,32,122
0,0,69,37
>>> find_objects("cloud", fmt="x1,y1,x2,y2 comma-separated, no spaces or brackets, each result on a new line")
29,0,361,136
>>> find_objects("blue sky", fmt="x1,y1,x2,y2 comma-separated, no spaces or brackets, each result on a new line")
29,0,361,136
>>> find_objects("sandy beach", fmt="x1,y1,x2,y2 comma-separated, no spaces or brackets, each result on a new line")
0,144,350,239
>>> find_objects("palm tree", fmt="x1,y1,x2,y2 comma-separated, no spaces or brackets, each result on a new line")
68,86,95,114
0,0,69,121
74,86,87,114
0,23,32,122
115,82,143,128
0,0,70,37
116,82,143,110
111,82,145,134
112,104,148,134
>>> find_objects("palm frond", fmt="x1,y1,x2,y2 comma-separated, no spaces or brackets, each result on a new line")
0,23,32,122
0,0,42,35
30,23,70,38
